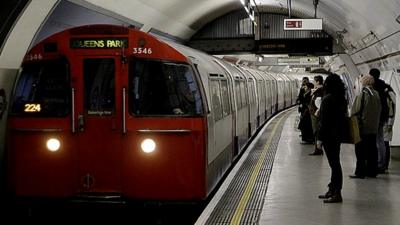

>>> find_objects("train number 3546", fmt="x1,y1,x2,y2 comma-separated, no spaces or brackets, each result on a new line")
133,47,153,55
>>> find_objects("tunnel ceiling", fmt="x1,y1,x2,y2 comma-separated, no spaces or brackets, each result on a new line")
75,0,400,50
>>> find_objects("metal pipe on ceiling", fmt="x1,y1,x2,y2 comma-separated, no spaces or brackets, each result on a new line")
287,0,292,18
313,0,319,18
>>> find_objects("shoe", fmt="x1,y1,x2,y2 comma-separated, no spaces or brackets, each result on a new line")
349,175,365,179
323,193,343,203
318,190,333,199
309,149,323,155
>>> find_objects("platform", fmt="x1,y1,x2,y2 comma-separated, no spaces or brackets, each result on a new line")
196,108,400,225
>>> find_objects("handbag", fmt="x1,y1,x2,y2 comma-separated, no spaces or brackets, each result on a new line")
294,114,300,130
342,90,366,144
341,116,361,144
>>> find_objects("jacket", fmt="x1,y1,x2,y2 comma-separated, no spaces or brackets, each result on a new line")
351,86,381,135
317,93,347,143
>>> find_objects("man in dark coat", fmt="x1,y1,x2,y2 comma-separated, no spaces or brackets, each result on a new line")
369,68,390,173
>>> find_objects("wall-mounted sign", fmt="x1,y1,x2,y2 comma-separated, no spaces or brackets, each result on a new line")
278,57,320,66
284,19,323,30
256,38,332,55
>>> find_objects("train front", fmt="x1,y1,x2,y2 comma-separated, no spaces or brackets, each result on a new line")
7,25,207,203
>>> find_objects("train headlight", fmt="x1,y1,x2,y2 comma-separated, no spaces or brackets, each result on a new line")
141,138,156,153
46,138,61,152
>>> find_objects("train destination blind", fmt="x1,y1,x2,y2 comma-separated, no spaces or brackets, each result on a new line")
70,38,128,49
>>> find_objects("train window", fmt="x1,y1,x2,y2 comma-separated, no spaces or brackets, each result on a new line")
234,81,242,109
251,82,256,103
84,58,115,116
220,80,230,116
210,80,222,120
257,82,263,105
11,58,70,117
129,58,202,116
261,85,266,102
254,88,257,104
248,81,255,103
239,81,247,107
265,82,271,104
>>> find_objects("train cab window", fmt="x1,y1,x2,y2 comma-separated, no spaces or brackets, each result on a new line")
84,58,115,116
129,58,202,116
11,58,70,117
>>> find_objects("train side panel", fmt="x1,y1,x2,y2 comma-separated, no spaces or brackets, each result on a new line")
219,62,250,153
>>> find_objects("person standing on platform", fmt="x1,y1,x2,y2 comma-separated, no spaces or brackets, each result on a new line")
349,74,381,179
309,75,324,155
317,73,348,203
298,82,314,143
369,68,390,173
297,77,310,113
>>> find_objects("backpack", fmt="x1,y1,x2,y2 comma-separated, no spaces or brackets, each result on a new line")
386,86,396,118
375,80,390,122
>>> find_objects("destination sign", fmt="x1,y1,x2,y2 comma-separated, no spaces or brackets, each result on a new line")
70,38,128,49
284,19,322,30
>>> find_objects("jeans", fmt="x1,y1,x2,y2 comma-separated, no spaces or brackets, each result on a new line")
376,123,386,170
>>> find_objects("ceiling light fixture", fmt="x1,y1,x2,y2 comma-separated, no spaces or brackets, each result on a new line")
362,31,378,44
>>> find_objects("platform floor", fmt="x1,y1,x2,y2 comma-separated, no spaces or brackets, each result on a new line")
260,111,400,225
197,109,400,225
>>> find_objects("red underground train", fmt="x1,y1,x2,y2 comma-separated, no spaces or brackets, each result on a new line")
6,24,297,202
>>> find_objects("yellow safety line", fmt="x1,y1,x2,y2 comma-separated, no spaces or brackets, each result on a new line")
230,113,287,225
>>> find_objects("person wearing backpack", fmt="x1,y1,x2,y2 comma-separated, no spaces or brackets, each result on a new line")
349,74,381,179
369,68,390,174
383,85,396,172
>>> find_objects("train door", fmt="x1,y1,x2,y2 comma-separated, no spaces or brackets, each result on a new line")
74,56,123,194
